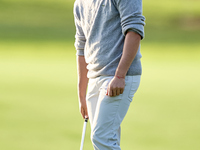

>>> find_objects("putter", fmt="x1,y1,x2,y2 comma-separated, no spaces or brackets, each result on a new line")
80,118,88,150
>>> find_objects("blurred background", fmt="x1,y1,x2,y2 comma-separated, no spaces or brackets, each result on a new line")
0,0,200,149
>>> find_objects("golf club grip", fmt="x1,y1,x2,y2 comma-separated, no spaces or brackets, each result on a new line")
80,119,88,150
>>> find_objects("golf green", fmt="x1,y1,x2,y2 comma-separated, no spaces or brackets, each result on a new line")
0,0,200,149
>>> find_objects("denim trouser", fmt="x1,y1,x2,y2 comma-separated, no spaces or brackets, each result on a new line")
86,75,141,150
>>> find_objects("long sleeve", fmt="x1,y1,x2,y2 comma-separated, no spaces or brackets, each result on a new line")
112,0,145,39
74,3,86,56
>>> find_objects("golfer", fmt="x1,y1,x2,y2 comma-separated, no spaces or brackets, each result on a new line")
74,0,145,149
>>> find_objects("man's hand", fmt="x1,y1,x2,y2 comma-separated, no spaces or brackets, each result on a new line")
106,76,125,97
79,98,89,119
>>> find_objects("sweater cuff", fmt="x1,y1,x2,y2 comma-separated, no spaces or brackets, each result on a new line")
123,25,144,40
76,50,84,56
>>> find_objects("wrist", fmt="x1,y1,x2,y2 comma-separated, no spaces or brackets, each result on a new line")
115,75,125,79
79,97,86,104
78,92,86,99
115,69,126,79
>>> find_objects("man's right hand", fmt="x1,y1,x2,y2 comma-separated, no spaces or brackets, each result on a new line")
79,99,89,119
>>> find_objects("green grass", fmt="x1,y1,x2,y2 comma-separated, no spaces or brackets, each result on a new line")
0,42,80,150
121,43,200,150
0,41,199,150
0,0,200,149
0,0,75,41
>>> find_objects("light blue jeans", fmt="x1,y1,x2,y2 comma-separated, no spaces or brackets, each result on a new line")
86,75,141,150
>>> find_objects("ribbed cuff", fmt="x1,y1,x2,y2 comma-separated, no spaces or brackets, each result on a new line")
76,49,84,56
123,25,144,40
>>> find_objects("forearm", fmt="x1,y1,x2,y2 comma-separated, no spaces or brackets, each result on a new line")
77,56,89,101
115,31,141,78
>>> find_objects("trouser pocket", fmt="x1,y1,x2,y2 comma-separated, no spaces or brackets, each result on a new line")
126,75,141,102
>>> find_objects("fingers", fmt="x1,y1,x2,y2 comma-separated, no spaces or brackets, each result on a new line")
112,89,116,97
106,76,125,97
120,88,124,94
85,110,89,119
106,87,112,96
81,109,85,119
80,106,89,119
116,88,121,96
107,87,123,97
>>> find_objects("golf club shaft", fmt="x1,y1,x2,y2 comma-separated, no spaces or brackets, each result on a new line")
80,118,88,150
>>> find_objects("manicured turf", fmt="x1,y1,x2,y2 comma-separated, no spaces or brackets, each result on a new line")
0,42,199,150
0,0,200,149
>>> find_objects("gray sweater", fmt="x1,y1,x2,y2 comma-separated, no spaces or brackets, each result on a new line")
74,0,145,78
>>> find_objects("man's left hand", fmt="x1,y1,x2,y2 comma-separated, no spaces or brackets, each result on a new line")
106,76,125,97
